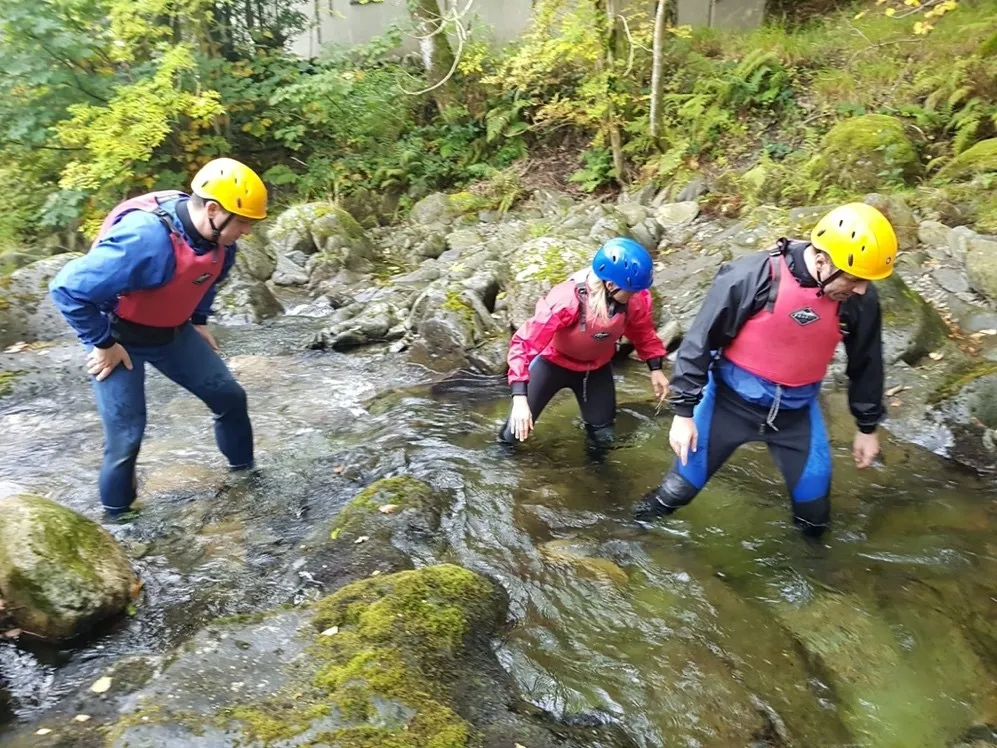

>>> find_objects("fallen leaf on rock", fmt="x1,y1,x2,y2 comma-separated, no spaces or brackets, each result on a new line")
3,628,22,639
35,728,52,736
354,535,369,545
320,626,339,637
929,351,944,361
73,715,91,723
333,466,345,475
90,677,112,694
885,385,908,397
378,504,399,515
980,329,997,336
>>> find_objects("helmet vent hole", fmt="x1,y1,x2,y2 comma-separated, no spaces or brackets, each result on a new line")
817,229,826,237
598,263,606,271
861,245,866,252
838,219,844,227
851,231,856,239
237,198,243,209
886,256,892,264
848,254,854,267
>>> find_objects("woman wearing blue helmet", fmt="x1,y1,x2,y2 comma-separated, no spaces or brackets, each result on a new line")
501,237,670,454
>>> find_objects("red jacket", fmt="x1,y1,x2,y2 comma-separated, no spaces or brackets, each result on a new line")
508,278,667,386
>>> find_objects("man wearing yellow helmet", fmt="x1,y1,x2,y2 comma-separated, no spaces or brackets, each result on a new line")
634,203,898,536
49,158,268,516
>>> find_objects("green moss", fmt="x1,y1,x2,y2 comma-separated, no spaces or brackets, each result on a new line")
448,191,490,216
811,114,918,193
928,359,997,405
442,290,476,325
334,475,435,534
0,370,24,397
222,565,496,747
936,138,997,183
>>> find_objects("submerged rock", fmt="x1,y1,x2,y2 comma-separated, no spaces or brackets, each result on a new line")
0,494,137,641
104,565,633,748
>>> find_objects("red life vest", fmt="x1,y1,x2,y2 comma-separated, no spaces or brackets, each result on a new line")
722,251,842,387
548,280,627,367
93,191,222,328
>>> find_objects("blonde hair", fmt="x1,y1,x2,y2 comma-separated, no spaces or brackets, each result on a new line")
570,269,610,322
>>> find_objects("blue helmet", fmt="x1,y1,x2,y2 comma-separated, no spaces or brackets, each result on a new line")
591,237,653,291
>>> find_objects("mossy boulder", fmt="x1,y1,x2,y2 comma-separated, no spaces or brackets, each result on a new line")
233,232,276,281
212,276,283,325
333,476,439,538
876,272,948,366
105,565,625,748
810,115,919,193
0,253,80,348
936,138,997,182
0,494,138,641
410,192,486,227
504,237,594,328
268,203,376,286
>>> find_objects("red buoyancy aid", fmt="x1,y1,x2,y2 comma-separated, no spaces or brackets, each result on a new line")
722,252,842,387
547,280,627,367
95,191,222,328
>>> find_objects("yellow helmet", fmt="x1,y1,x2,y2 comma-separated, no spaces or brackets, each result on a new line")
810,203,897,281
191,158,267,220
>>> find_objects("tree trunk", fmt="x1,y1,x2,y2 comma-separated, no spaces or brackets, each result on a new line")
603,0,626,185
407,0,457,114
649,0,668,144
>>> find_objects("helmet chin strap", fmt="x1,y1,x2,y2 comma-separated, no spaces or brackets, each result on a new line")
815,258,844,298
207,203,233,243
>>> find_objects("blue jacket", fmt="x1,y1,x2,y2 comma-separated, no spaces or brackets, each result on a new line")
49,197,236,348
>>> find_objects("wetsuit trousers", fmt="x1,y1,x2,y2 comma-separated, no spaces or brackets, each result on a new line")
91,323,254,514
651,376,832,533
500,356,615,449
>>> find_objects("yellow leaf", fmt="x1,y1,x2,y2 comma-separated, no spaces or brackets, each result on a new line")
885,7,896,16
903,0,920,6
854,10,867,18
330,527,342,540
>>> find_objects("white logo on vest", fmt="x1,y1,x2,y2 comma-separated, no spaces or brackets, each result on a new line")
789,307,820,326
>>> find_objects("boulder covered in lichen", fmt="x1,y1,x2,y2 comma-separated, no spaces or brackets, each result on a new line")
0,494,138,641
809,114,919,192
504,237,594,328
105,564,633,748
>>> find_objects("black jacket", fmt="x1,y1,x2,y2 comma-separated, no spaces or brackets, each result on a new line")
668,241,885,433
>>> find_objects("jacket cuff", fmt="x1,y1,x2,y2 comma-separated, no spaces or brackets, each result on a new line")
191,314,208,326
858,423,878,434
672,404,694,418
510,381,528,397
94,335,116,350
646,357,663,371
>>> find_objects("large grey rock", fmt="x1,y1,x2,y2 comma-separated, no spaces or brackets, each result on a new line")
964,233,997,302
0,495,137,641
213,278,283,325
654,201,700,230
864,194,918,251
0,253,80,347
918,220,952,251
504,237,594,328
234,233,276,281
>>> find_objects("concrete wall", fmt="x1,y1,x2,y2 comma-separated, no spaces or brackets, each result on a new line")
676,0,768,30
291,0,535,59
290,0,768,59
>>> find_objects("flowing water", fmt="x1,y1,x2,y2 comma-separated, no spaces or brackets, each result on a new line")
2,317,997,747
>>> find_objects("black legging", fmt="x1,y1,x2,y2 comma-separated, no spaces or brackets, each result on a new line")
500,356,616,448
